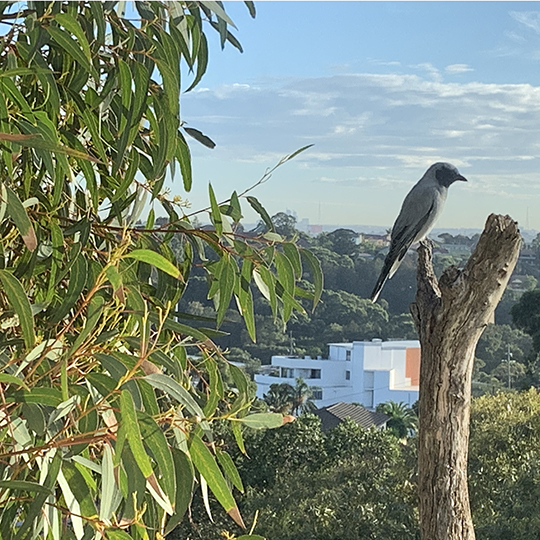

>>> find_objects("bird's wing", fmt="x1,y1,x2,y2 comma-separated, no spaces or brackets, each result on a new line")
370,186,441,301
386,185,441,276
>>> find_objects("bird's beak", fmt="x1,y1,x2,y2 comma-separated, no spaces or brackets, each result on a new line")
457,175,467,182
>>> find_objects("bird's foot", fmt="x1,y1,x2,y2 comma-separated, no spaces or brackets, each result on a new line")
419,237,435,250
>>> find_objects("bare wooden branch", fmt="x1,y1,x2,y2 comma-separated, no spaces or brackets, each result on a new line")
411,214,522,540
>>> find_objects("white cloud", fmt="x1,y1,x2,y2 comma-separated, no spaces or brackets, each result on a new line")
410,62,442,82
182,69,540,203
510,11,540,34
445,64,474,75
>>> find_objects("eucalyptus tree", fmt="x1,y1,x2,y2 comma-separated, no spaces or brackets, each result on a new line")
0,2,321,539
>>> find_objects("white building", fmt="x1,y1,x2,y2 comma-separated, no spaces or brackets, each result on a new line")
255,339,420,410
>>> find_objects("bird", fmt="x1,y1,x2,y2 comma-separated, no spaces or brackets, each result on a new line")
370,162,467,302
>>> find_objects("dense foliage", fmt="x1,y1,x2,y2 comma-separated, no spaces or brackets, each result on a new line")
180,214,539,393
175,389,540,540
0,3,323,539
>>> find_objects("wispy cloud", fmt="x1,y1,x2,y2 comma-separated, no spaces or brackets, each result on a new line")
510,11,540,34
183,68,540,205
445,64,474,75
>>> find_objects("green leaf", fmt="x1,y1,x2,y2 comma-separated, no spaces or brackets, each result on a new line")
176,131,192,191
255,266,277,318
120,390,153,478
46,26,92,73
300,248,324,309
216,254,237,326
61,460,97,521
189,432,244,528
238,412,285,430
200,0,237,28
228,363,250,415
183,126,215,149
247,196,273,231
165,448,195,535
283,243,302,279
70,294,104,353
282,143,314,163
106,530,133,540
124,249,184,281
231,421,246,455
54,12,92,61
144,373,212,436
57,468,84,539
221,190,243,223
208,183,223,235
0,481,52,495
237,259,256,342
243,1,256,18
185,32,209,92
0,132,97,162
275,251,296,321
4,186,37,251
6,387,63,407
215,448,244,493
14,451,61,540
49,252,88,324
138,411,176,503
0,269,35,349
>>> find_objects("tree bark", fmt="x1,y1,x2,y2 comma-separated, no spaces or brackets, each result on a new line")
411,214,522,540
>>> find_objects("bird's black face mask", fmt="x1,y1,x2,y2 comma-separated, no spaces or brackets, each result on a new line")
436,166,467,187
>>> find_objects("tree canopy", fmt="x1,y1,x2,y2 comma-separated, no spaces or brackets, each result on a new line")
0,2,322,539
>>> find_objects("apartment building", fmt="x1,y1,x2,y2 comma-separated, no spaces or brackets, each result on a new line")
255,339,420,409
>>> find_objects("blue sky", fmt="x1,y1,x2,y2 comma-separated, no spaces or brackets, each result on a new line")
168,2,540,232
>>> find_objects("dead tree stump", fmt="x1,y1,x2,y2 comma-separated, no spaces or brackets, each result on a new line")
411,214,522,540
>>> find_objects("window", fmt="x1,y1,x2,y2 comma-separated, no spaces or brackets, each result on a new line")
346,350,351,361
311,388,323,400
280,367,294,378
345,370,351,380
310,369,321,379
364,371,374,408
364,371,374,389
365,390,374,408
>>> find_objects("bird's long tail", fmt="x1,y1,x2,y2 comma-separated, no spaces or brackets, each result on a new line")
370,267,390,303
370,256,402,302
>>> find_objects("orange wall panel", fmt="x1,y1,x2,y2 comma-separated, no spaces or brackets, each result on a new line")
405,347,421,386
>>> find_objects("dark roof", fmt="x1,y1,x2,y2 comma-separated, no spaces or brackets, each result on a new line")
313,402,388,432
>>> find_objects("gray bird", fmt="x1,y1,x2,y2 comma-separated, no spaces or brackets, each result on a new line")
370,162,467,302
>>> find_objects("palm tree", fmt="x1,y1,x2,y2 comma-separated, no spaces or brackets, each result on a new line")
290,377,317,416
264,383,294,413
376,401,418,438
263,378,317,416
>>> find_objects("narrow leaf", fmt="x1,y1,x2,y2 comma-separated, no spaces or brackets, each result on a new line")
124,249,184,281
189,432,244,527
200,0,237,28
238,412,286,430
237,259,255,342
183,126,215,149
300,248,324,309
165,448,195,534
0,269,35,348
144,373,212,436
0,480,52,494
215,448,244,493
120,390,153,478
247,196,273,231
54,12,91,61
4,186,37,251
243,1,256,18
138,411,176,504
208,183,223,235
